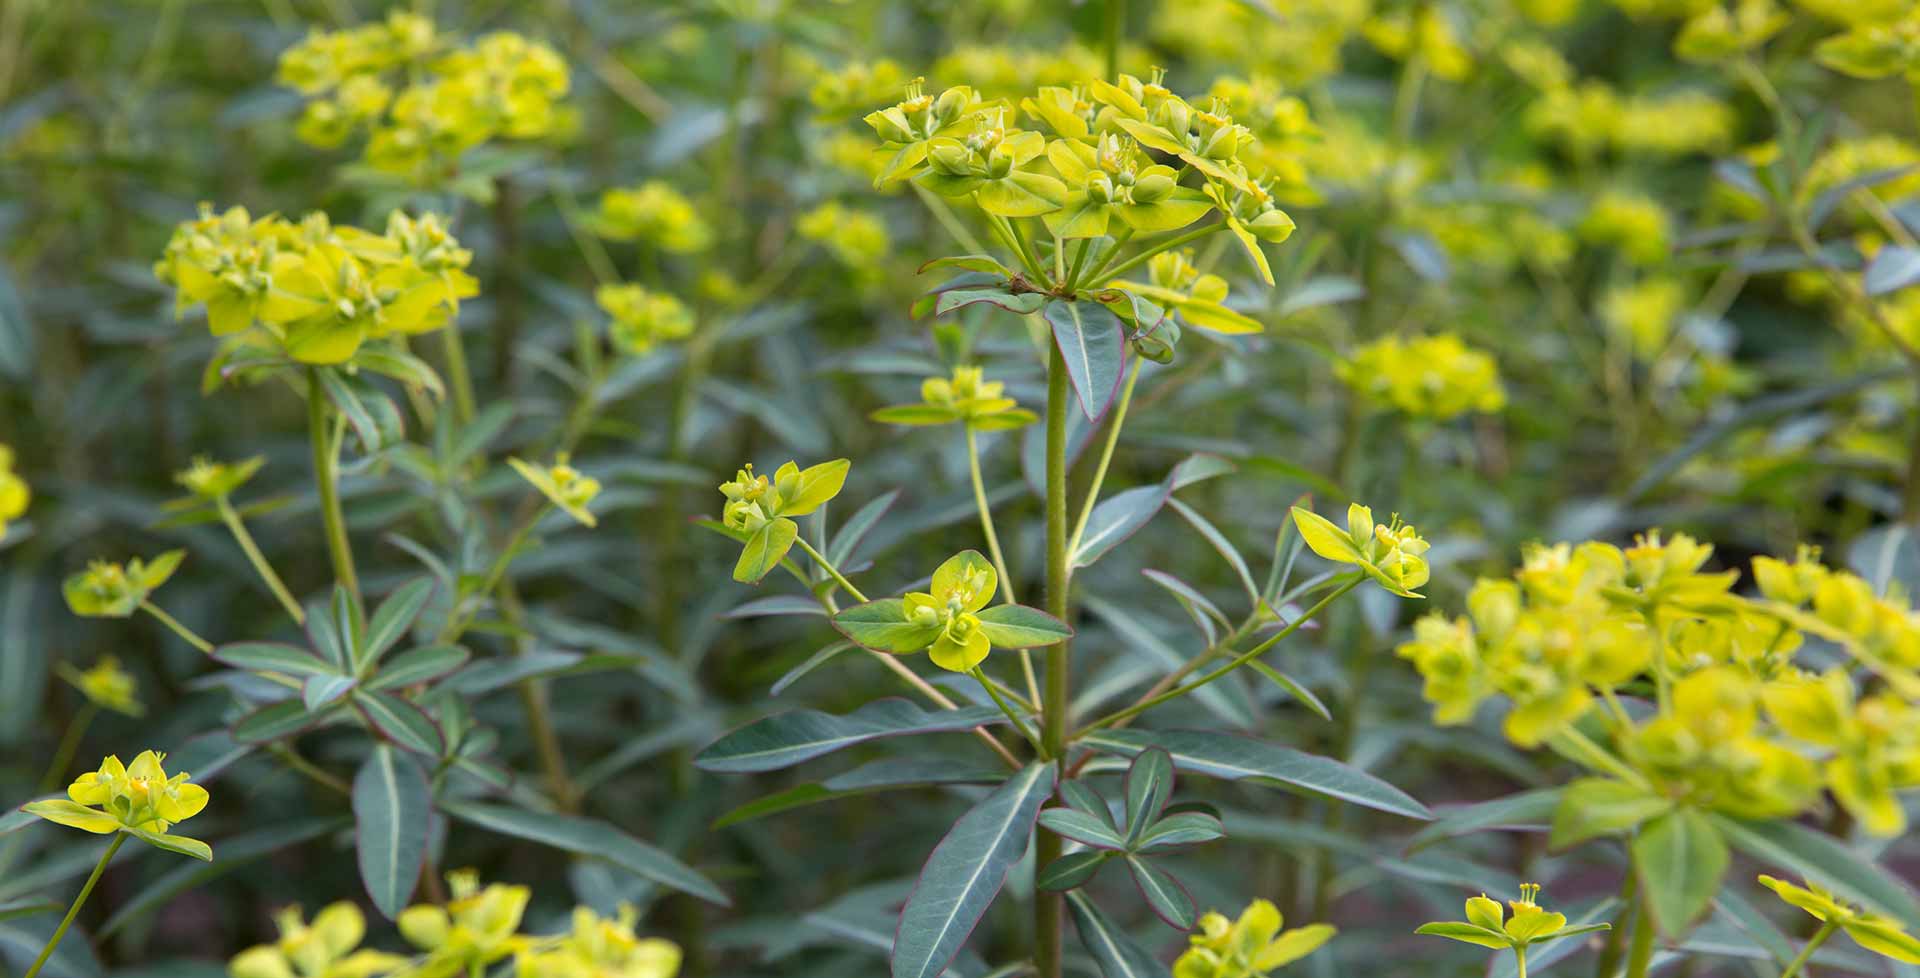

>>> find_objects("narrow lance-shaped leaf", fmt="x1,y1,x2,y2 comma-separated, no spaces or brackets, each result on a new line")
440,801,729,906
892,762,1057,978
352,746,430,919
1083,729,1431,821
695,699,1009,774
1066,890,1165,978
1043,299,1126,421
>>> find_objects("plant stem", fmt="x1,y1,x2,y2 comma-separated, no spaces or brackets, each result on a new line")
139,601,213,654
1082,576,1360,733
23,834,124,978
1595,870,1637,978
1515,945,1528,978
308,369,360,603
1778,920,1837,978
793,537,869,603
1105,0,1125,80
440,324,478,425
1082,226,1135,284
1625,890,1657,978
971,667,1039,751
1087,222,1224,289
966,425,1040,706
40,704,97,792
217,497,304,624
1066,358,1143,557
1035,344,1072,978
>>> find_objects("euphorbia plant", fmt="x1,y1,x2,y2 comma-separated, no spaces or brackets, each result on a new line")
697,64,1437,978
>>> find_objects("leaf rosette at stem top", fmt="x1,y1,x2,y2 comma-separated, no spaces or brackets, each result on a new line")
831,550,1071,672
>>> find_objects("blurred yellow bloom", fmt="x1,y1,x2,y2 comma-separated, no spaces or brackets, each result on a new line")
1338,333,1505,420
1759,876,1920,963
0,443,27,541
229,902,408,978
871,366,1037,430
590,182,712,253
509,454,601,528
64,550,186,619
57,656,143,717
596,284,695,357
176,455,266,500
398,871,533,977
1175,899,1334,978
516,904,682,978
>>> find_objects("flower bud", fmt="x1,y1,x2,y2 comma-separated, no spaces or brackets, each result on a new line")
933,86,971,126
1088,173,1115,203
929,140,973,174
1132,172,1174,202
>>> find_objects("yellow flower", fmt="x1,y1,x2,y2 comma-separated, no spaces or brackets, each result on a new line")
871,366,1038,430
229,902,408,978
590,182,712,253
64,550,186,619
24,750,212,860
515,904,682,978
509,454,601,528
1579,191,1672,266
1174,899,1335,978
1417,884,1604,951
1290,504,1430,597
1758,876,1920,963
862,78,996,187
797,202,891,270
596,284,695,357
398,871,534,977
718,459,850,583
0,443,27,541
905,551,1001,672
56,656,144,717
1337,333,1505,420
832,550,1070,671
176,455,266,500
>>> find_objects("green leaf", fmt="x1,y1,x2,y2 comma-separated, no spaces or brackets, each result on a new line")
871,405,961,426
1043,300,1127,421
1712,813,1920,928
351,690,444,757
1073,485,1170,569
1039,852,1111,892
892,762,1056,978
1123,855,1194,929
302,674,356,713
1082,729,1431,821
440,801,729,906
125,827,212,862
828,489,901,568
1134,812,1224,852
1633,807,1728,938
366,644,470,691
1551,778,1672,849
232,699,338,744
1406,788,1563,853
211,642,338,678
932,289,1048,319
1415,921,1511,949
1065,890,1164,978
1245,661,1332,721
1866,244,1920,296
1037,808,1129,851
832,599,942,653
974,604,1073,648
1122,748,1174,846
362,578,434,671
781,459,851,516
735,518,799,584
317,367,404,454
694,699,1008,774
352,746,429,919
711,759,1006,828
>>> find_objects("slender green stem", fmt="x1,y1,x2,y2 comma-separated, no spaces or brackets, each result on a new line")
140,601,213,654
308,369,360,603
1594,872,1637,978
1555,726,1652,790
971,667,1039,751
440,324,478,425
966,425,1041,707
269,744,351,796
1080,576,1360,734
23,834,124,978
995,214,1049,285
1082,226,1135,284
1105,0,1125,80
1514,945,1528,978
1086,222,1224,289
40,704,97,792
913,184,990,255
1066,358,1144,558
1625,890,1657,978
441,504,549,643
1063,239,1093,293
217,497,304,624
1035,344,1072,978
1778,919,1837,978
793,537,869,603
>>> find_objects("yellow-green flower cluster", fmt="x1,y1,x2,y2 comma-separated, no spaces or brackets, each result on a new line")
1361,7,1475,82
509,454,601,528
64,550,185,619
397,871,532,977
1151,0,1363,86
1814,6,1920,81
803,56,912,117
1526,82,1734,159
1113,250,1263,336
596,284,695,357
589,182,712,254
1578,190,1673,266
1675,0,1790,62
1600,276,1687,361
0,443,26,540
797,202,891,270
1417,884,1607,959
1337,333,1506,421
25,750,212,859
1174,899,1335,978
1291,504,1431,598
1759,876,1920,964
1398,534,1920,834
176,454,265,500
154,205,476,365
861,67,1298,283
872,366,1037,430
516,905,683,978
229,902,407,978
57,656,143,717
278,13,570,184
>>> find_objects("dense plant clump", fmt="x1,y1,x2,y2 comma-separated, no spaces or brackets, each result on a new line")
2,1,1919,977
